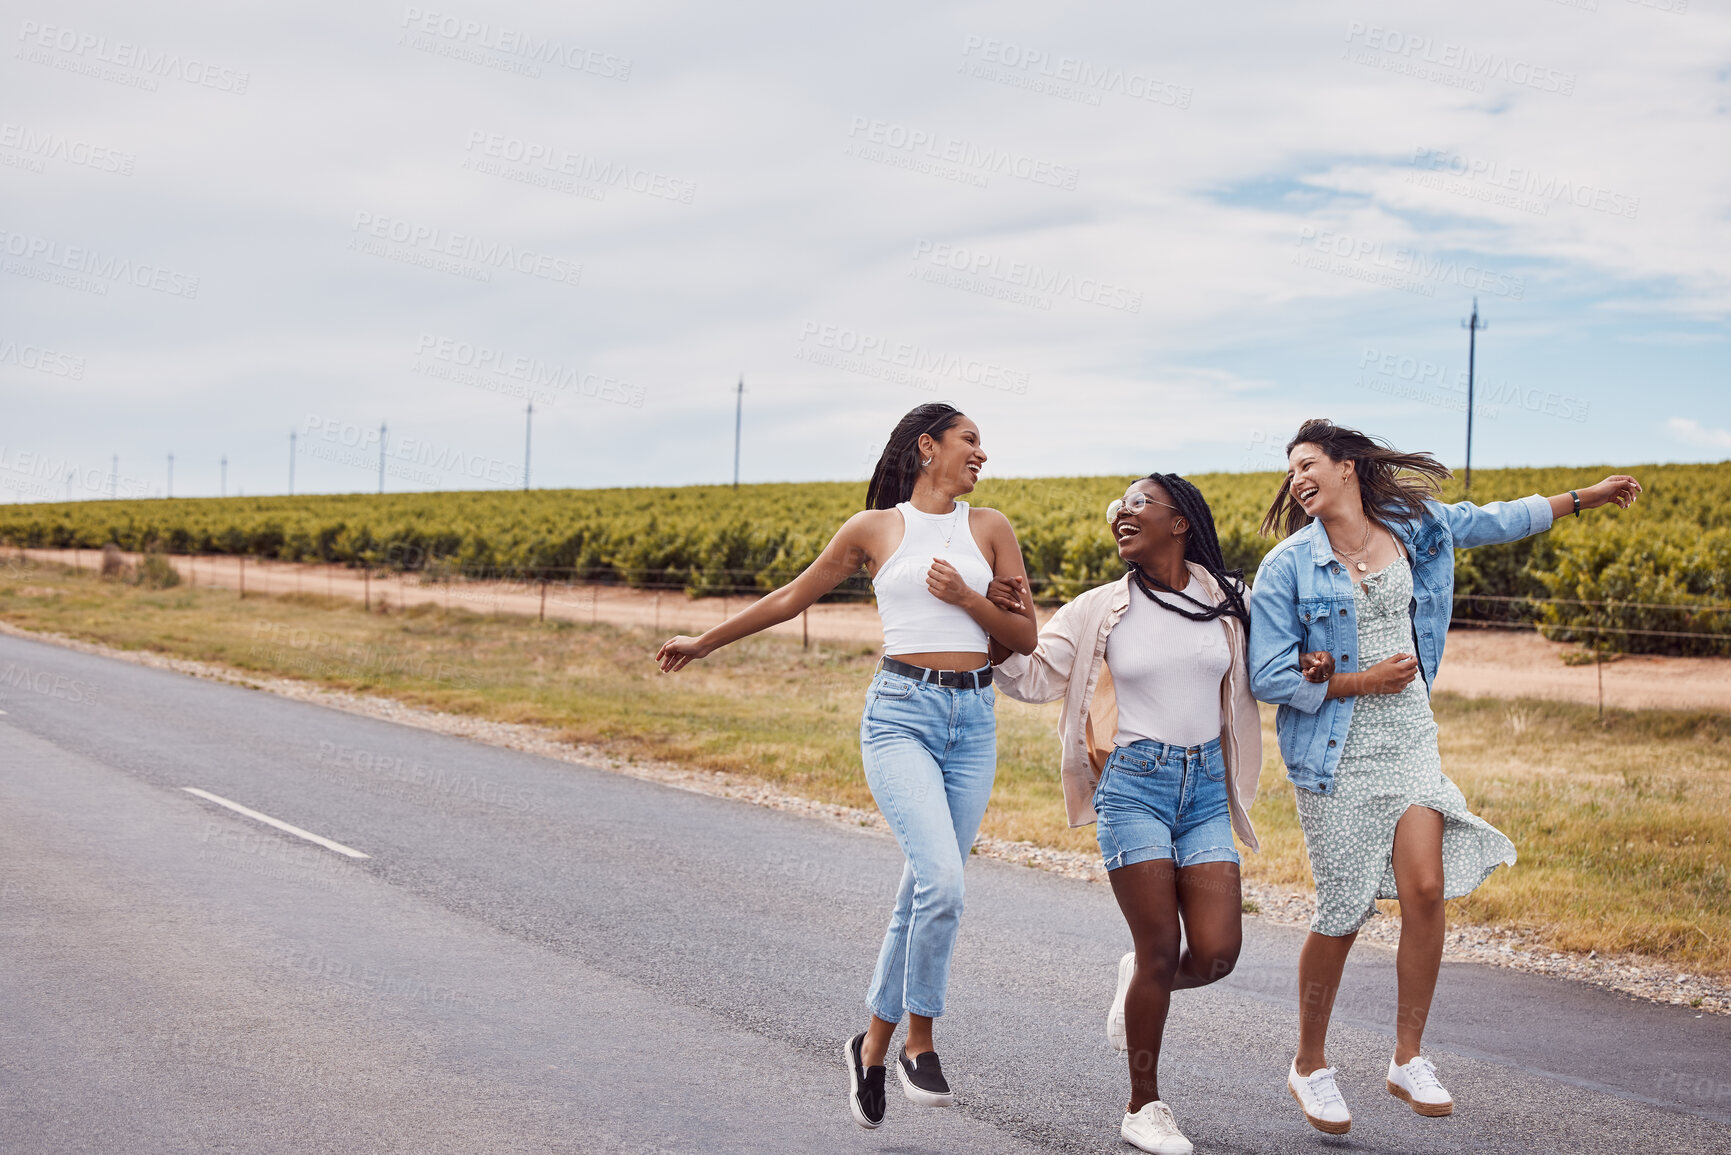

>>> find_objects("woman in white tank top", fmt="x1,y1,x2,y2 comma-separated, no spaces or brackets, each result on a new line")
990,473,1327,1154
656,403,1036,1129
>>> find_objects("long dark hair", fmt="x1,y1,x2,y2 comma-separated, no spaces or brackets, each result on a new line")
1130,473,1250,626
1259,418,1452,539
866,403,964,510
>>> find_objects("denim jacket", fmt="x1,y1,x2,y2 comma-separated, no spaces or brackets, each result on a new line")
1247,494,1553,794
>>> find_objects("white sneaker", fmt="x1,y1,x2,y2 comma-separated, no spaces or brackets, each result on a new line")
1288,1059,1352,1134
1107,950,1134,1052
1120,1100,1193,1155
1387,1054,1454,1116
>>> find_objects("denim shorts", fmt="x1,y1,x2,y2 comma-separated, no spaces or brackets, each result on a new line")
1093,736,1241,872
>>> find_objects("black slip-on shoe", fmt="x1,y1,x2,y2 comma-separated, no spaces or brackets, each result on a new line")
844,1032,886,1128
896,1047,954,1107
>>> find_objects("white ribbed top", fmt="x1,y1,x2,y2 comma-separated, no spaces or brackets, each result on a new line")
1105,576,1229,748
872,501,992,655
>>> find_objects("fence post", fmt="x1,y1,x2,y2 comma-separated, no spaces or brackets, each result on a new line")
592,586,598,625
364,568,371,611
238,555,245,599
803,608,809,649
539,579,547,622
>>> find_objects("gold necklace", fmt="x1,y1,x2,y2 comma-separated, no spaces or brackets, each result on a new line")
1330,519,1374,572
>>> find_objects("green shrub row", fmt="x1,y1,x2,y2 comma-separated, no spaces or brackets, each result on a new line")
2,463,1726,654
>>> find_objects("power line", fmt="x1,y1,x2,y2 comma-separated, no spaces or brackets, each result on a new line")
378,421,388,494
523,400,533,491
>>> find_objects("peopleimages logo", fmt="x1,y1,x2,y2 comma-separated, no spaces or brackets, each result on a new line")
1294,226,1525,300
462,131,695,204
0,335,84,378
1343,22,1576,96
958,36,1192,109
413,333,645,407
1357,348,1589,423
845,117,1079,191
1409,148,1639,220
399,7,630,80
0,226,200,298
15,20,250,93
909,240,1143,313
349,212,582,287
0,123,134,175
796,320,1030,395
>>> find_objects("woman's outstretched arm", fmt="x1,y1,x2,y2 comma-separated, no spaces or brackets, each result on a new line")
1545,475,1641,521
655,512,876,673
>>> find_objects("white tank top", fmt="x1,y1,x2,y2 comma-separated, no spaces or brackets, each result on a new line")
872,501,993,656
1105,575,1230,748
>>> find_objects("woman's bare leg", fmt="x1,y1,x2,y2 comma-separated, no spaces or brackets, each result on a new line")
1110,860,1182,1111
1390,805,1446,1064
1294,929,1357,1075
1109,859,1241,1110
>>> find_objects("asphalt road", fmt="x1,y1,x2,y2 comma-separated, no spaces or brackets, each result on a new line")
1,630,1727,1154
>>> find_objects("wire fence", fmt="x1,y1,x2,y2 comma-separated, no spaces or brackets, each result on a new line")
8,546,1731,656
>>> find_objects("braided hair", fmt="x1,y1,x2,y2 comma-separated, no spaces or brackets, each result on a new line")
1128,473,1250,626
866,403,964,510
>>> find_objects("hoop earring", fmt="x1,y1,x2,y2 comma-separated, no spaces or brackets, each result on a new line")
921,457,932,467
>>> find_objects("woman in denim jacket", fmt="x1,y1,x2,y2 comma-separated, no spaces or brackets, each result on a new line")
1247,419,1640,1135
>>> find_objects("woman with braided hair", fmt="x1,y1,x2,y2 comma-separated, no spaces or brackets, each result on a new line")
657,402,1038,1131
987,473,1323,1155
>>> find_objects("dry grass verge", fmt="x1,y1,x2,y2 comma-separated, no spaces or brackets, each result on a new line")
1,559,1725,984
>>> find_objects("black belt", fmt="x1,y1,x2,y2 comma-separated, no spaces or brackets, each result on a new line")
880,656,993,689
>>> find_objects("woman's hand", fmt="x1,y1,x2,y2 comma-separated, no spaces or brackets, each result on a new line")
1360,653,1418,694
926,558,978,606
985,574,1028,613
655,635,710,674
1300,651,1335,683
1583,475,1642,511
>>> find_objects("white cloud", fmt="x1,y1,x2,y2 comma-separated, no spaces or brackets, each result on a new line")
3,0,1729,500
1667,417,1731,449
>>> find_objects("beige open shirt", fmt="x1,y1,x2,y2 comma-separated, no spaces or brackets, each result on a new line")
992,566,1263,853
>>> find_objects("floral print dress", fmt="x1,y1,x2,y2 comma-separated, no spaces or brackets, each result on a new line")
1295,556,1516,937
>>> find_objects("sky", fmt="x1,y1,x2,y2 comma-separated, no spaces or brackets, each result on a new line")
1,0,1727,502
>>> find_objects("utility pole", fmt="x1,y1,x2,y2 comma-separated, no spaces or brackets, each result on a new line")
289,431,296,495
1462,297,1487,495
523,400,533,491
732,374,744,490
167,453,173,498
378,421,388,494
220,455,227,498
110,454,118,500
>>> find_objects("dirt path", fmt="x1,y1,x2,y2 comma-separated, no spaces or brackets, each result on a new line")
21,547,1731,712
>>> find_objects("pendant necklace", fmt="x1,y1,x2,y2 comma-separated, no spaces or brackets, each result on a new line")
1332,519,1373,572
941,503,963,549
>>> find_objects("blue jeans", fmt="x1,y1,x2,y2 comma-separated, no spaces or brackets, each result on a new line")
859,667,997,1022
1094,736,1241,872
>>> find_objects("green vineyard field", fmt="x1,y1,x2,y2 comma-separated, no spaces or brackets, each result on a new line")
2,463,1728,654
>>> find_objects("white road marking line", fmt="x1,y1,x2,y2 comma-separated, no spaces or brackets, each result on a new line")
181,787,371,859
